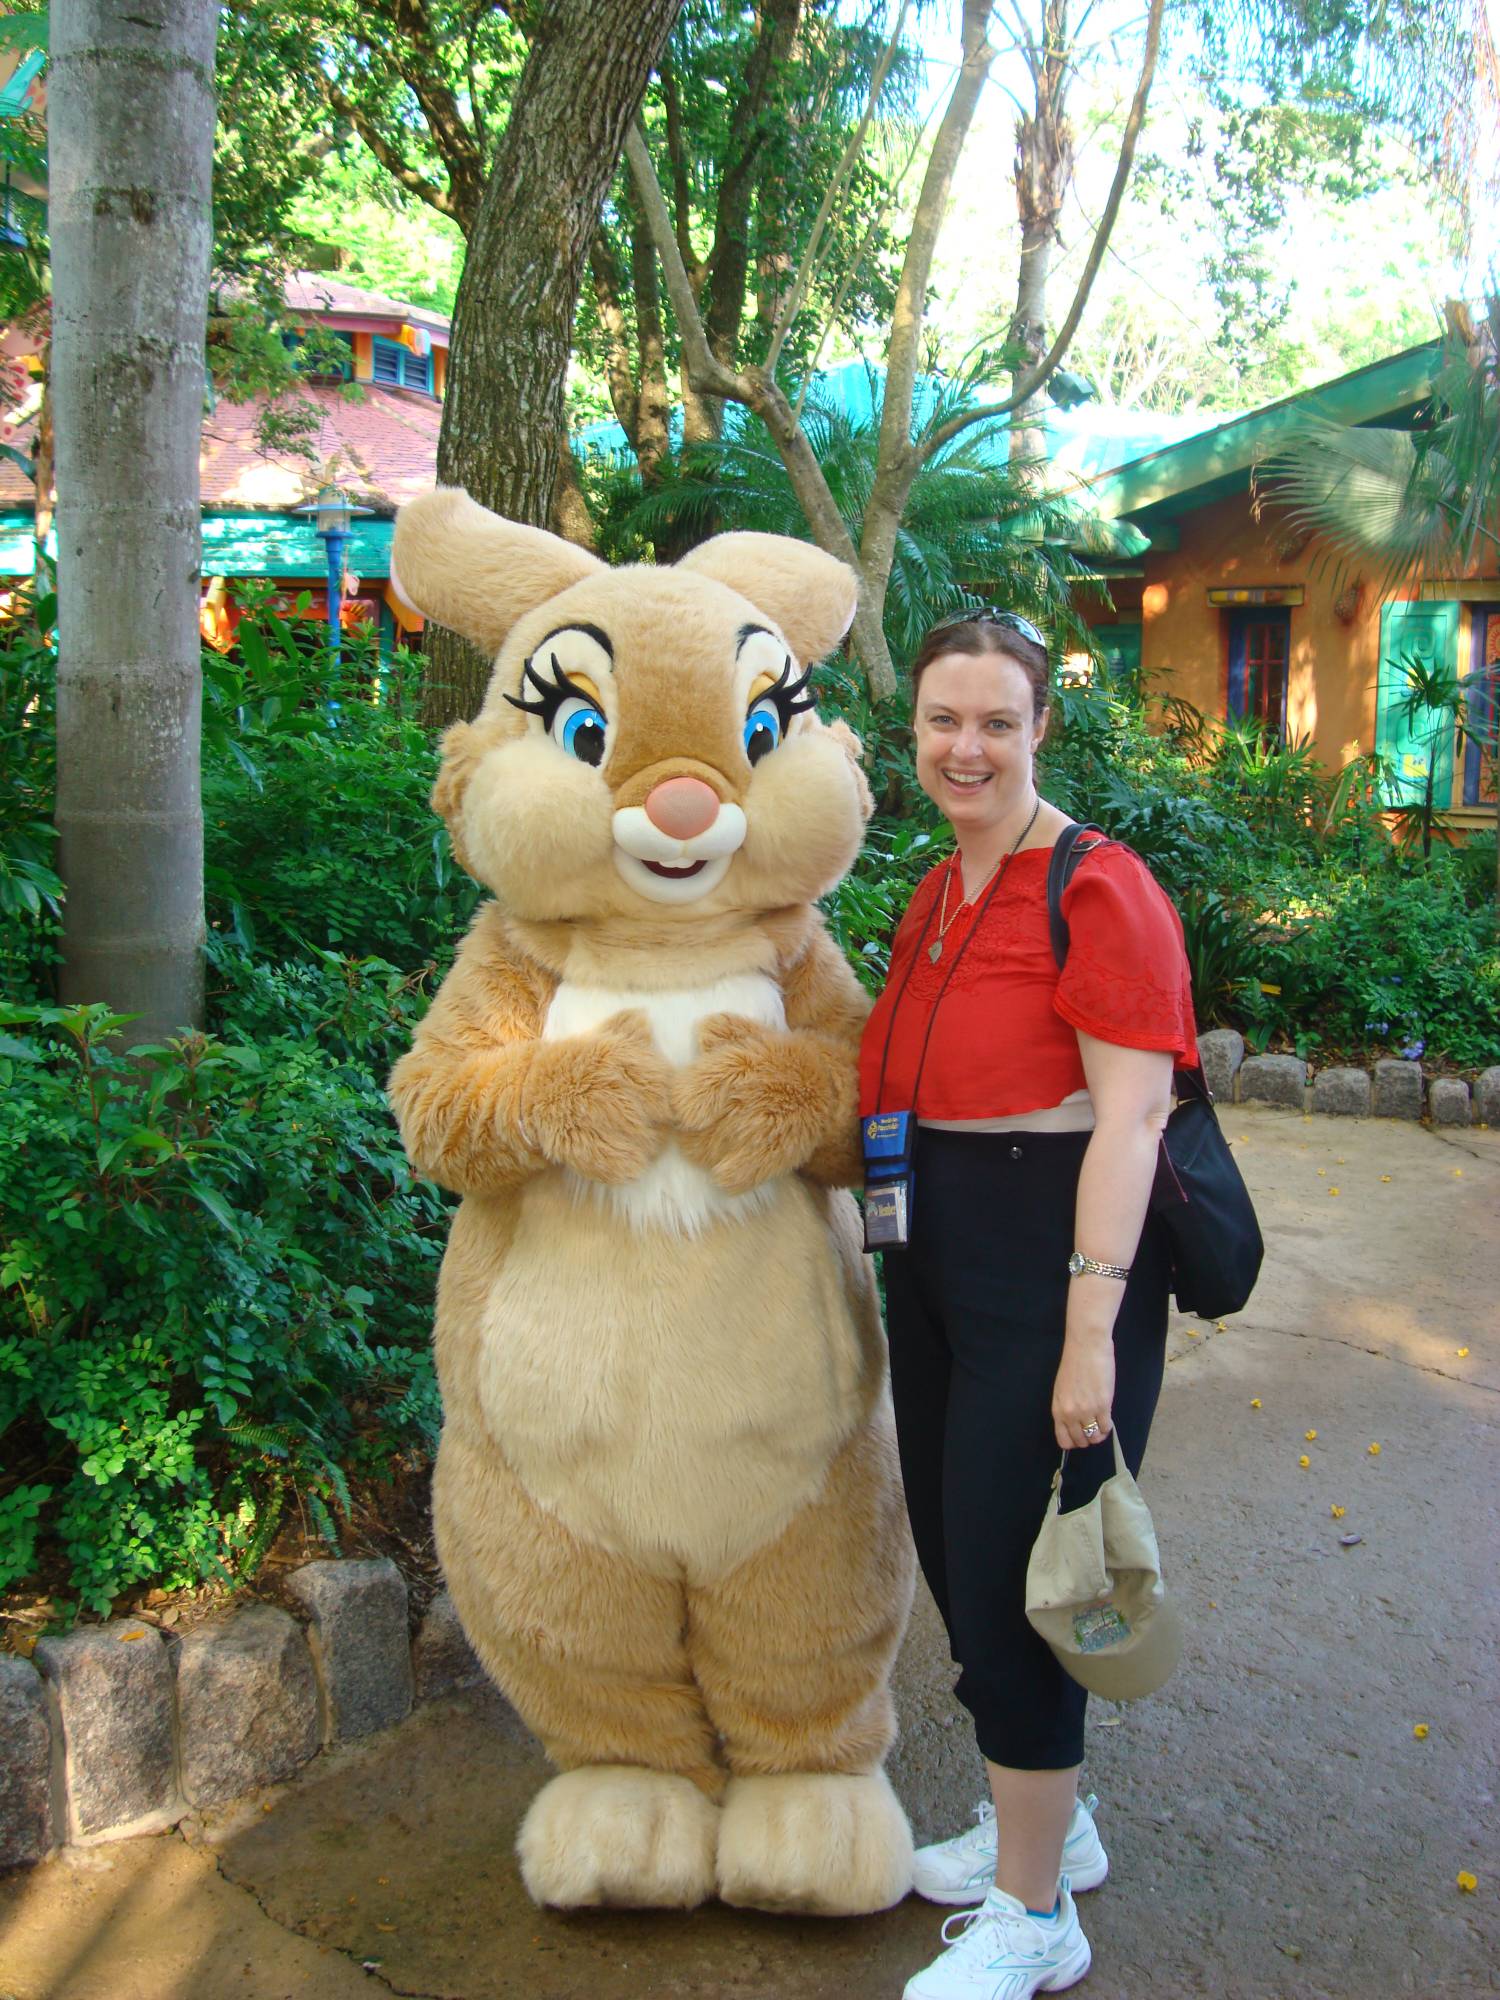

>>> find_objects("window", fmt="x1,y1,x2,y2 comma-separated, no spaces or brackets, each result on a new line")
1463,607,1499,807
278,329,353,380
1226,608,1290,735
371,334,433,395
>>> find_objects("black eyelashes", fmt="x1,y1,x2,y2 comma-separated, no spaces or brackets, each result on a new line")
767,657,816,725
503,653,592,725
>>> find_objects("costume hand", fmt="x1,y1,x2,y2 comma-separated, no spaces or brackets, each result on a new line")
1052,1331,1116,1453
674,1014,843,1195
519,1010,673,1184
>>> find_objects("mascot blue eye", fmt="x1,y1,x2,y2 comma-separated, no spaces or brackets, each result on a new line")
551,695,608,767
744,697,782,766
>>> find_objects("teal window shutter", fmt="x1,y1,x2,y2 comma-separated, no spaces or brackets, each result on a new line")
1375,602,1459,806
1092,622,1142,686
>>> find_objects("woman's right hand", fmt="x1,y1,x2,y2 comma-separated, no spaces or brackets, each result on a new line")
1051,1326,1116,1452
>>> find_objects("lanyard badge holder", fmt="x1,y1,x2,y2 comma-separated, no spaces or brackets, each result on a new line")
862,1111,915,1250
861,803,1040,1255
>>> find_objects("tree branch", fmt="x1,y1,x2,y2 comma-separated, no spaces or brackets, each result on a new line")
763,0,911,375
625,122,744,402
319,76,461,222
658,49,705,295
587,223,640,446
912,0,1164,467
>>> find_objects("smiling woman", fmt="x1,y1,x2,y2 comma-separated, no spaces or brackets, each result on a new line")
862,610,1200,2000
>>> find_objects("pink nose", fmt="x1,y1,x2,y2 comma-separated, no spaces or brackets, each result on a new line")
643,776,720,840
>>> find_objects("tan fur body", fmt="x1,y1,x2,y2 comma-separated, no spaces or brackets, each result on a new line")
387,491,915,1914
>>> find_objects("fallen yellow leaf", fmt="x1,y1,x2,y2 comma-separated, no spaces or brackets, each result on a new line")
1329,1187,1340,1196
1306,1429,1318,1440
1250,1398,1262,1409
1453,1168,1464,1177
1457,1347,1470,1358
1413,1723,1429,1739
1216,1320,1227,1331
1317,1167,1327,1176
1457,1872,1477,1893
119,1631,144,1643
1331,1505,1346,1519
1380,1174,1392,1182
1185,1327,1199,1337
1298,1455,1311,1468
1368,1442,1382,1456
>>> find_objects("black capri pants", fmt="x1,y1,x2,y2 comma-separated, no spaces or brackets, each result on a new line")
882,1125,1170,1770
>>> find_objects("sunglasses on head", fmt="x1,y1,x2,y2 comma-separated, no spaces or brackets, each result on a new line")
935,605,1048,651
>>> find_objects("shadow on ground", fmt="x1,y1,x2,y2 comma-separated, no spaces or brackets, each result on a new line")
2,1109,1497,1999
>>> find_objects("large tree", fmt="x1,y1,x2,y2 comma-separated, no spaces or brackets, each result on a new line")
50,0,219,1036
422,0,682,724
627,0,1164,699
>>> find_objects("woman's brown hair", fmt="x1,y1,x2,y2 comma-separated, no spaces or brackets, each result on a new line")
909,613,1051,719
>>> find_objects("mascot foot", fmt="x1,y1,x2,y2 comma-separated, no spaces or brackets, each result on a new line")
717,1768,914,1916
517,1766,720,1910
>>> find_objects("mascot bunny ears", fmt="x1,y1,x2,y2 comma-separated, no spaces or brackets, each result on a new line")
390,487,859,681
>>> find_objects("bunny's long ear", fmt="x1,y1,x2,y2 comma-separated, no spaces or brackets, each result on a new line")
390,487,604,658
676,532,858,666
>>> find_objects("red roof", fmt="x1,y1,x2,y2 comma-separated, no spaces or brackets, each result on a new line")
280,271,451,340
0,380,442,515
199,381,441,513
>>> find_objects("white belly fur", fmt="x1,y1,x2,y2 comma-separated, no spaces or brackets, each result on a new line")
542,972,788,1237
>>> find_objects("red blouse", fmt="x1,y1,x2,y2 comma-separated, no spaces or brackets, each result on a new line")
857,841,1198,1120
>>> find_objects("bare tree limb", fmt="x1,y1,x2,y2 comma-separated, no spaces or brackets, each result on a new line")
319,75,463,222
911,0,1163,466
588,224,640,445
625,121,744,401
763,0,911,374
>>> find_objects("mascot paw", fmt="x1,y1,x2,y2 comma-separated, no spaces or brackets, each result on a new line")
522,1011,673,1184
716,1769,914,1916
517,1766,720,1909
674,1016,838,1193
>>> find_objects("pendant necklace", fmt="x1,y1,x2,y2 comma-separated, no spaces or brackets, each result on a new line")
927,797,1041,963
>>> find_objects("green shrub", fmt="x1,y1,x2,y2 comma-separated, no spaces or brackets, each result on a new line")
0,956,448,1613
203,629,479,970
1247,856,1500,1066
0,589,63,1000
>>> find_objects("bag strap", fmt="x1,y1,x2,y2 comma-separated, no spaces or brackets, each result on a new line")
1046,820,1213,1103
1045,821,1108,970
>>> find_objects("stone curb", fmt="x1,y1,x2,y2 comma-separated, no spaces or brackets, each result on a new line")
1194,1032,1492,1124
1,1567,484,1871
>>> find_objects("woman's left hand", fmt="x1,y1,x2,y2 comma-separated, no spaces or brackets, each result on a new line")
1052,1330,1116,1452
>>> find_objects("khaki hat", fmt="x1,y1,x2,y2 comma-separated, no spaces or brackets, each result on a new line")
1025,1434,1183,1701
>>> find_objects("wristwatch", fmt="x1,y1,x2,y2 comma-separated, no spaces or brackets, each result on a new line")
1068,1250,1131,1281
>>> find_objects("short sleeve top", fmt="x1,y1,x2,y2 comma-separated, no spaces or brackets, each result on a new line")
857,840,1198,1121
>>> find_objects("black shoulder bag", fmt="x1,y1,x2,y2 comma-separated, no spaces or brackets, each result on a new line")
1047,823,1263,1320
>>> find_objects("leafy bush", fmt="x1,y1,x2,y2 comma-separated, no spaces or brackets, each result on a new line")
0,956,448,1613
1247,855,1500,1065
0,589,63,999
202,612,480,969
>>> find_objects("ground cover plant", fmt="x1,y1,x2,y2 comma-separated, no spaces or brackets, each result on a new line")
1,596,1496,1621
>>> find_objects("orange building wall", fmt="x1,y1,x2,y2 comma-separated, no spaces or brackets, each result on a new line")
433,345,448,399
351,332,373,382
1139,489,1380,772
1138,489,1500,813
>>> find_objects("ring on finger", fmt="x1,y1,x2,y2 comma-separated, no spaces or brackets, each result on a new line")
1082,1420,1101,1437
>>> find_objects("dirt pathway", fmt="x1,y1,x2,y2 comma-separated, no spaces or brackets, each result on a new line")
3,1106,1496,1999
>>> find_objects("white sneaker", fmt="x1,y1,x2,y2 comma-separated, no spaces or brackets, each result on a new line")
902,1880,1092,1999
912,1794,1108,1906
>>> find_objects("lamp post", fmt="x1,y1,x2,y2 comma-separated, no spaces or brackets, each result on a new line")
295,481,371,675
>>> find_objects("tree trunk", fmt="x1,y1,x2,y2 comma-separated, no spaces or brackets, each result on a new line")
1008,0,1073,462
50,0,217,1036
425,0,682,727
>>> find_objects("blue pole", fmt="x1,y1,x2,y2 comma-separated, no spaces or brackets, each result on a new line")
324,527,348,676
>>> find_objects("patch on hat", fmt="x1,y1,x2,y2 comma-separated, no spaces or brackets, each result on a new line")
1072,1602,1132,1653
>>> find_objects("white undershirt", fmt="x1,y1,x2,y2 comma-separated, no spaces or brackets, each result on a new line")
920,1087,1096,1135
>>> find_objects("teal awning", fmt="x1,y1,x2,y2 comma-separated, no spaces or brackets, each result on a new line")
201,512,395,578
0,512,396,579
